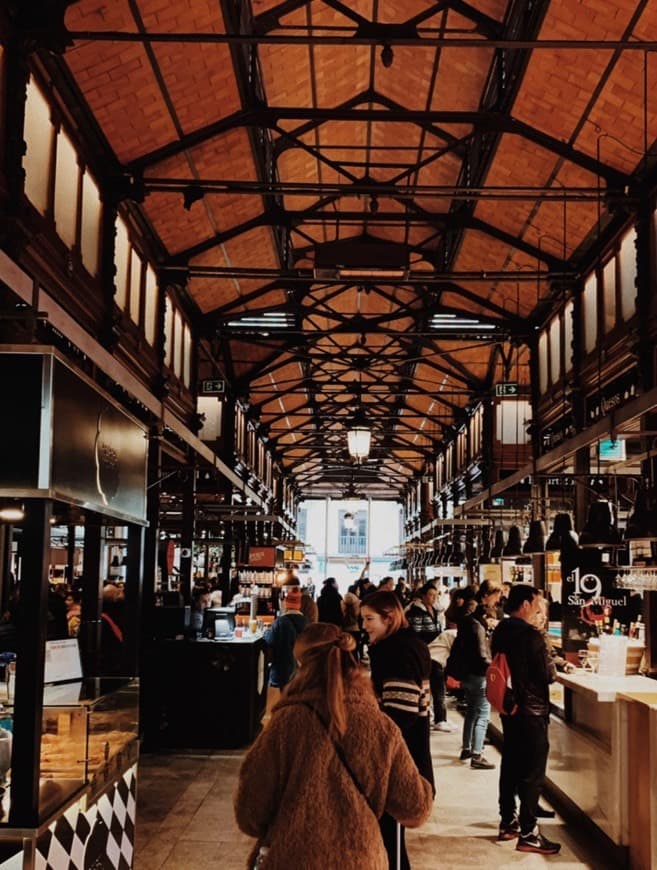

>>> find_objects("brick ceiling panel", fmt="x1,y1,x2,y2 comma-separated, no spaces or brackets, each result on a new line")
513,0,638,140
373,47,437,110
491,283,537,319
416,151,464,209
277,150,319,210
189,128,259,182
228,288,289,315
66,0,135,31
142,192,216,254
189,277,237,314
453,230,515,275
150,42,241,133
202,193,264,233
513,49,612,143
64,39,177,161
222,226,279,270
576,60,657,172
144,153,193,180
438,292,484,316
377,0,440,21
430,46,494,114
260,43,314,109
311,46,371,106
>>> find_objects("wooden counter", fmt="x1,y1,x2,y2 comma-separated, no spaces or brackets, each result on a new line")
616,690,657,870
550,672,657,859
143,636,268,748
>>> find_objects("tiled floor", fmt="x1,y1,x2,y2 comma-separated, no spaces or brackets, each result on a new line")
135,712,622,869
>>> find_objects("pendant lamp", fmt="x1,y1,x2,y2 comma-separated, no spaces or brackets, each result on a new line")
523,519,546,554
490,529,506,559
545,512,579,550
442,538,454,565
450,538,464,566
624,483,657,541
479,527,492,563
579,499,622,548
502,524,523,557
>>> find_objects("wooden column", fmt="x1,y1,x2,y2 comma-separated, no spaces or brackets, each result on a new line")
9,499,51,826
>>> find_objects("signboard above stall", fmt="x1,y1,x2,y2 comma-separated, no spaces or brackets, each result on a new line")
0,348,148,524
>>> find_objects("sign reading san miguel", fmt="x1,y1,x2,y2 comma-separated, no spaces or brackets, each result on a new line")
585,368,638,423
561,563,635,654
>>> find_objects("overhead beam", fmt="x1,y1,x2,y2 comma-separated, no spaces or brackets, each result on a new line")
128,107,627,186
67,30,657,50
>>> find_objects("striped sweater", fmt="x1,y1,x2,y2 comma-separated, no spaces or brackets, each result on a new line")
369,628,434,792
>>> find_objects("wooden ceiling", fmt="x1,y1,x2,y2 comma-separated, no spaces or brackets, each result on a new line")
55,0,657,499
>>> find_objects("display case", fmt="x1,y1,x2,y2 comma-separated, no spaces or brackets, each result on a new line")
0,679,138,826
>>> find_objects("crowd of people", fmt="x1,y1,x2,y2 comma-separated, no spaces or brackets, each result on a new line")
235,572,565,867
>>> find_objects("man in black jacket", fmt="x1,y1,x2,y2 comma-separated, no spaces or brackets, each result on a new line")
491,584,560,855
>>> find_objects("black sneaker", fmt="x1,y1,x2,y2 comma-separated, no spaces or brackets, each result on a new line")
516,830,561,854
498,818,521,841
536,803,556,819
459,749,472,761
470,754,495,770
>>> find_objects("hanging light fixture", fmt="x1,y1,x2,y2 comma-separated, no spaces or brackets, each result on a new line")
346,408,371,462
450,536,465,566
624,479,657,541
545,512,579,550
490,529,506,560
579,498,622,548
523,519,546,554
0,503,25,522
502,525,523,557
479,526,492,564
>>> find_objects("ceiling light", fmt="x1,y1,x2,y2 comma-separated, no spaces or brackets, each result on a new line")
226,311,295,329
0,505,25,522
346,408,371,462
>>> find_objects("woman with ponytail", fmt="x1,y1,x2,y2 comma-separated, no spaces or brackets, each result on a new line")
235,623,433,870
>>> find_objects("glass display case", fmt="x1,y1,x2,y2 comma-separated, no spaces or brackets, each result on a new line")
0,678,138,825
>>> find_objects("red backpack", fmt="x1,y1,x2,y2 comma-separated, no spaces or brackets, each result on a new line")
486,651,518,716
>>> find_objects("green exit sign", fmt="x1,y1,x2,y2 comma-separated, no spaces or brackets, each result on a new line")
495,382,518,397
201,378,225,394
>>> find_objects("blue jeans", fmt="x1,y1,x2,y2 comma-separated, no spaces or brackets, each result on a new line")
461,674,490,755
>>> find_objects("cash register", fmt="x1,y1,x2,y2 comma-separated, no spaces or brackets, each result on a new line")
203,607,235,638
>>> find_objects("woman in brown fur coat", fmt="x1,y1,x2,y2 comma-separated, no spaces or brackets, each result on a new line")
234,623,433,869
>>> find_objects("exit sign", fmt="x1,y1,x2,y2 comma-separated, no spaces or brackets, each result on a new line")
200,378,225,394
495,382,518,397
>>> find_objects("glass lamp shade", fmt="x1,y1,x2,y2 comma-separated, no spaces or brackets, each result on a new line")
579,499,623,548
523,520,546,554
502,525,523,558
490,529,506,559
347,426,371,460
